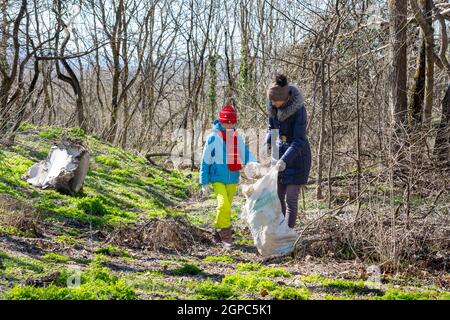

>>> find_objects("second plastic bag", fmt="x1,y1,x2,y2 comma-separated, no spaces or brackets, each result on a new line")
242,167,298,257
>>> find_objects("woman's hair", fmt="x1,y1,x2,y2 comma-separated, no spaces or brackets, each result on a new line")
275,74,288,87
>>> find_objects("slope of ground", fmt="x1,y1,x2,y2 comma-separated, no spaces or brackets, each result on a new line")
0,124,448,300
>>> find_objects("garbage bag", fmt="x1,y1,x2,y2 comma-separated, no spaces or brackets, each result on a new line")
242,167,298,257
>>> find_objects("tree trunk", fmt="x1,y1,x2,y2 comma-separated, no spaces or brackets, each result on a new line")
434,84,450,167
389,0,408,165
408,37,426,130
316,60,327,200
423,0,434,128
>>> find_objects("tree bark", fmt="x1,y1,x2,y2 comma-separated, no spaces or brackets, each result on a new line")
389,0,408,164
434,84,450,167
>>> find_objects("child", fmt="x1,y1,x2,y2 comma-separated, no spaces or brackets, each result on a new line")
199,105,260,248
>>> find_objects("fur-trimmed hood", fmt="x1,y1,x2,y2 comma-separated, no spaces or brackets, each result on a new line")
267,85,305,122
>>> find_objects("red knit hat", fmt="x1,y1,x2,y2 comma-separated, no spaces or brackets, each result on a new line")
218,105,238,124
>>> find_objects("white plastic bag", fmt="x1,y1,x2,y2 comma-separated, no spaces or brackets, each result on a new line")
242,167,298,257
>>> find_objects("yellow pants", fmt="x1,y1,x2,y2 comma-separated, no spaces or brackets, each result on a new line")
211,182,237,229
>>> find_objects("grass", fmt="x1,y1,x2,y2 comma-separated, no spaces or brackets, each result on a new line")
222,274,278,292
188,270,310,300
202,255,234,263
5,261,136,300
377,288,450,300
300,274,379,297
0,124,197,229
194,279,237,299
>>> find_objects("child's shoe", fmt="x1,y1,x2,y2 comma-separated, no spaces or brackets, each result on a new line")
216,228,234,249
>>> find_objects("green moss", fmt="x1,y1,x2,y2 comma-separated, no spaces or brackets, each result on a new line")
377,288,448,300
111,168,137,178
5,262,136,300
257,267,292,278
39,127,62,139
0,250,46,281
67,127,86,139
300,274,326,283
77,196,109,216
194,279,237,300
95,155,120,168
121,271,196,299
203,255,234,263
42,253,71,263
237,262,262,272
18,122,35,131
222,274,278,292
235,239,254,246
270,287,310,300
172,263,203,276
324,294,352,300
38,127,86,140
0,225,34,237
5,280,135,300
439,291,450,300
321,278,367,294
54,235,79,246
95,245,131,259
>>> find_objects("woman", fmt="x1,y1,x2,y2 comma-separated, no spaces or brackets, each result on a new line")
265,74,312,228
199,105,260,248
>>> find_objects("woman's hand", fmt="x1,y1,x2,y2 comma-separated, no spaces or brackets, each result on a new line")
274,159,286,172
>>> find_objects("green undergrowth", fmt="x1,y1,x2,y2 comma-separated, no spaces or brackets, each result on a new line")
191,261,307,300
300,274,449,300
4,256,136,300
0,123,198,229
202,255,235,263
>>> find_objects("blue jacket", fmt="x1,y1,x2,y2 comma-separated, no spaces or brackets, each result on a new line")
200,120,257,185
266,86,312,185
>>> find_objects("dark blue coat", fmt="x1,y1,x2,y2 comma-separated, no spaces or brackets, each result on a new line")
266,86,312,185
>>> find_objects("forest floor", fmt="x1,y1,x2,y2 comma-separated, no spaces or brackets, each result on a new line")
0,124,448,300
